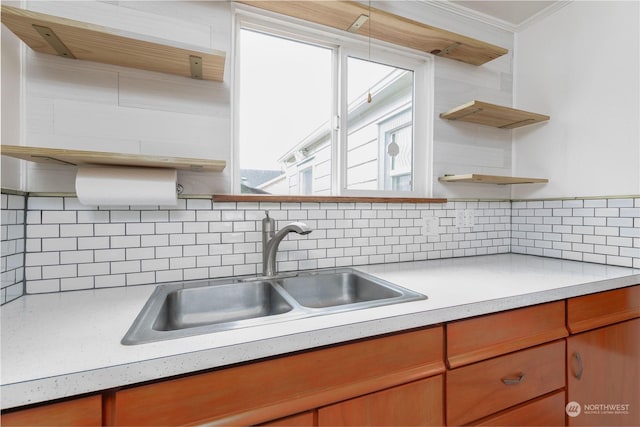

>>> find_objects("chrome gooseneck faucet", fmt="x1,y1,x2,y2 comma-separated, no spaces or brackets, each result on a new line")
262,211,312,277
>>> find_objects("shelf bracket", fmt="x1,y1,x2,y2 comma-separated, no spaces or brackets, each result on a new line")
32,25,76,59
434,42,461,57
189,55,203,80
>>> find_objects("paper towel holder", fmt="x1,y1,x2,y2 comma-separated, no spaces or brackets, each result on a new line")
176,184,184,195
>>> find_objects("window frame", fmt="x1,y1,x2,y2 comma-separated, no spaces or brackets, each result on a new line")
232,4,434,197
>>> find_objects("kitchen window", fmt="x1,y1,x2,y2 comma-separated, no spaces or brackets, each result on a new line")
234,8,433,197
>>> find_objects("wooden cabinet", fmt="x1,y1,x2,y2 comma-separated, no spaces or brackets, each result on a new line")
445,301,568,425
1,395,102,427
113,326,444,426
566,286,640,426
317,376,443,426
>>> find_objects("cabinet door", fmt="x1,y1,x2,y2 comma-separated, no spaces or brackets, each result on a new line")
567,318,639,426
0,395,102,426
317,375,443,426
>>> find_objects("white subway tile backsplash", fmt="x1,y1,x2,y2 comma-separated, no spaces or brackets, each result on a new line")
61,276,94,291
127,271,156,286
126,223,155,235
78,237,110,250
26,279,60,293
95,249,126,262
41,211,76,224
95,274,126,288
512,197,640,267
1,195,632,299
60,224,94,237
621,208,640,217
42,238,77,252
27,225,59,238
27,197,63,210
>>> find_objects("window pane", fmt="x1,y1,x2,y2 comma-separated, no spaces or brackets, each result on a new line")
238,29,332,194
346,57,413,192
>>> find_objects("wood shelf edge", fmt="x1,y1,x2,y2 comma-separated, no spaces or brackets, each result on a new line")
439,174,548,185
213,194,448,203
1,5,226,82
236,1,507,66
1,145,226,172
440,100,550,129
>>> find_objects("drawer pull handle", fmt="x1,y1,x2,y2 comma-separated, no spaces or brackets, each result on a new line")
573,352,584,380
502,373,526,385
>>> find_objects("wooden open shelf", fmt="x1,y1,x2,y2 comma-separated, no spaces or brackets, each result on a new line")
440,101,550,129
1,5,225,82
439,174,548,185
1,145,226,172
237,1,507,66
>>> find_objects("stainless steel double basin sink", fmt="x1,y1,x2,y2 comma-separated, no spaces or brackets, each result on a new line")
122,268,426,345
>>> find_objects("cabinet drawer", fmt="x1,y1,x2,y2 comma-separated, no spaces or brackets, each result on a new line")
476,391,566,426
447,301,567,368
114,326,444,426
446,340,565,426
567,285,640,333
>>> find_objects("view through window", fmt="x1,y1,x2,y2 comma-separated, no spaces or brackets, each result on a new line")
238,28,417,195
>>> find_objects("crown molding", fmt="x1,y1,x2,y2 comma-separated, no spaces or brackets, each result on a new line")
423,0,572,33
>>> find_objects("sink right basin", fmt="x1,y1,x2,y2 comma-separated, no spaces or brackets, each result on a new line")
277,271,403,308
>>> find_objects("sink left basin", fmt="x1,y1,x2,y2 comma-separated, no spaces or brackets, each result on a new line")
122,279,299,345
154,282,294,331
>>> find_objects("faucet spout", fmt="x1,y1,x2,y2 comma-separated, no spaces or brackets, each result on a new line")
262,215,312,277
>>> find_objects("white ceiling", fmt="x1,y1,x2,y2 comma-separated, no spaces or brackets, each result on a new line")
445,1,564,31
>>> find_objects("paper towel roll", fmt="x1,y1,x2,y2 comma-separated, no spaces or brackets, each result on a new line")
75,166,178,206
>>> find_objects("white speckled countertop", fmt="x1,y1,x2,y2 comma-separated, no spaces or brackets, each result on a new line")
2,254,639,409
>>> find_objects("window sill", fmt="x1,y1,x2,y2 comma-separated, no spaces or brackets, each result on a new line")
212,194,447,204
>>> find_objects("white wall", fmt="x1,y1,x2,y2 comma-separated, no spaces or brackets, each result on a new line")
1,12,24,191
12,0,232,195
3,1,514,198
512,1,640,199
